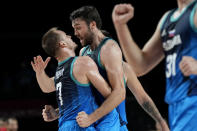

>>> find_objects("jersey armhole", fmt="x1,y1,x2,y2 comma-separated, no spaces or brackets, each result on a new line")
70,57,90,86
190,3,197,33
80,46,89,56
97,38,116,70
159,11,170,30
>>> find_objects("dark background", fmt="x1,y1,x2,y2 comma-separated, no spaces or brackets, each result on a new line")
0,0,176,130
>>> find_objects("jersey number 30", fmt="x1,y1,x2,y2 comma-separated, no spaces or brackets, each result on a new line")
166,53,177,78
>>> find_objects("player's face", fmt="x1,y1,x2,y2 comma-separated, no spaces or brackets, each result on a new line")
72,18,94,46
59,31,77,51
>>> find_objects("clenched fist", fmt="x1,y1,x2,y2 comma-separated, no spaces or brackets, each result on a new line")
112,4,134,25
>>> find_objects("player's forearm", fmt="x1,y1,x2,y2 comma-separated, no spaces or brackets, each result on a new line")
36,72,55,93
127,74,165,124
114,24,147,76
89,87,125,123
138,95,164,123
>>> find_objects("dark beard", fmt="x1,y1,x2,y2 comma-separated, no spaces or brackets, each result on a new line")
83,27,94,46
84,37,93,46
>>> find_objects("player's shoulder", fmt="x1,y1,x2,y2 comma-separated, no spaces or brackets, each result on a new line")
103,38,119,47
79,46,88,56
101,38,121,53
75,56,97,70
101,38,122,59
158,10,171,27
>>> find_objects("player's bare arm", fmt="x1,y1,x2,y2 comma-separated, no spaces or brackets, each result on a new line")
31,55,55,93
123,62,169,131
112,4,166,76
75,56,114,127
76,40,126,127
73,56,112,97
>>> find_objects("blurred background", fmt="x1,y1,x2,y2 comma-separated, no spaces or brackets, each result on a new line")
0,0,176,130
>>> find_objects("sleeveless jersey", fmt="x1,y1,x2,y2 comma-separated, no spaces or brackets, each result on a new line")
81,37,128,126
54,57,98,127
160,0,197,104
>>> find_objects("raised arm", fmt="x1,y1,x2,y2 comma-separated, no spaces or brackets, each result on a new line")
123,62,169,131
31,55,55,93
112,4,165,76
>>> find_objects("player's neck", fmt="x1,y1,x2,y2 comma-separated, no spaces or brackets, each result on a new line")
56,50,75,63
90,30,105,50
177,0,195,11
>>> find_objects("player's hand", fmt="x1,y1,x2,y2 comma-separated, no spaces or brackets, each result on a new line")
112,4,134,25
31,55,51,74
159,119,170,131
179,56,197,76
42,105,59,122
76,111,92,128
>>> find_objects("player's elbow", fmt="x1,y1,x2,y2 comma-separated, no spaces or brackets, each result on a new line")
128,62,151,77
103,88,112,98
41,88,55,93
116,86,126,102
41,89,51,93
133,67,149,77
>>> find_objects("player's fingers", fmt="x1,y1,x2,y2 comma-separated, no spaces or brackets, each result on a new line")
36,56,44,69
34,57,37,64
35,56,41,66
114,4,121,13
76,120,82,126
38,55,45,65
31,61,36,70
180,66,189,76
180,65,186,73
179,60,188,71
77,119,83,123
183,70,190,76
44,57,51,68
78,111,85,115
76,115,81,120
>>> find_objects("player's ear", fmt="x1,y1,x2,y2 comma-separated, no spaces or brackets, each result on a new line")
59,41,67,48
90,21,96,30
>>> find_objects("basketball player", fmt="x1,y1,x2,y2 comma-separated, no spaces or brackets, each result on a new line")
70,5,127,131
70,6,168,131
112,1,197,130
31,27,120,131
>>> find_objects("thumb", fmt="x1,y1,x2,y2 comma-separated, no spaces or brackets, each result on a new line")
78,111,86,115
45,105,52,110
44,57,51,68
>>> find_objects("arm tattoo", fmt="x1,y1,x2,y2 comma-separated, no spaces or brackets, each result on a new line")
142,101,162,122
